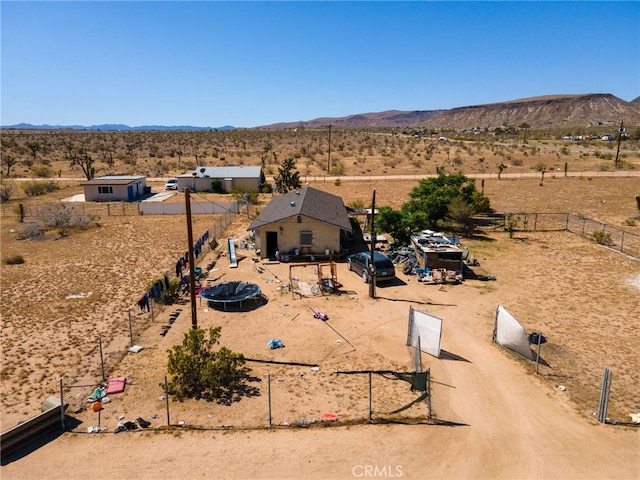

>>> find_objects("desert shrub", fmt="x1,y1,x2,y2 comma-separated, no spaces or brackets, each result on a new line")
17,222,45,240
347,198,365,209
166,326,248,402
592,230,613,245
160,278,181,305
231,186,259,204
0,178,15,202
260,181,273,194
211,178,225,193
330,162,345,175
21,180,58,196
31,166,53,178
3,255,25,265
505,213,519,238
36,203,95,234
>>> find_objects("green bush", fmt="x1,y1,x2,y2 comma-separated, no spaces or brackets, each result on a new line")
21,180,59,196
592,230,613,245
231,186,259,204
166,327,248,402
210,178,225,193
31,166,54,178
160,278,181,305
3,255,25,265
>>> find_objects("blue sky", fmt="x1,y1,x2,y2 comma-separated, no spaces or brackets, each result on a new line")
1,1,638,128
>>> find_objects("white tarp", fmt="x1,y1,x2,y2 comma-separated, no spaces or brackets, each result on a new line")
493,305,533,359
407,307,442,358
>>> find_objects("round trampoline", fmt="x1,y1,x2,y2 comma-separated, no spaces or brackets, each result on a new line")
199,281,262,311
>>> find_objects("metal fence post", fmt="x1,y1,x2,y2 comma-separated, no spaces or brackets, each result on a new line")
98,337,105,383
164,376,171,426
368,372,373,423
266,373,272,427
60,378,65,430
426,369,432,419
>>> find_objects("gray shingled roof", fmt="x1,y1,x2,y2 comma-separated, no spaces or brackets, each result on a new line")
248,187,352,232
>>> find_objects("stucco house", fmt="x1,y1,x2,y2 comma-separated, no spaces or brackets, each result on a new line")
176,166,264,192
82,175,147,202
248,187,352,261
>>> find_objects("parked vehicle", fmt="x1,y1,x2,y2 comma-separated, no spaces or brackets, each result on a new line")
346,251,396,283
164,178,178,190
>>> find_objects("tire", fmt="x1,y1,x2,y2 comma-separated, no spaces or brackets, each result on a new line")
362,270,369,283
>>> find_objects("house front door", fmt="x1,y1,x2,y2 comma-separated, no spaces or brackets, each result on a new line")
266,231,278,259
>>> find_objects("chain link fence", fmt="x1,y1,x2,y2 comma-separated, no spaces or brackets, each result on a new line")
498,212,639,259
62,365,432,433
1,200,142,218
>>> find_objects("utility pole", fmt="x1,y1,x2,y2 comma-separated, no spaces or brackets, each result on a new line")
614,120,624,169
368,189,376,298
184,188,198,329
327,124,332,173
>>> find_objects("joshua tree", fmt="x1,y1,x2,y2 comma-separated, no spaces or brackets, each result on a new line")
1,154,17,176
69,145,96,180
497,162,507,180
274,157,301,193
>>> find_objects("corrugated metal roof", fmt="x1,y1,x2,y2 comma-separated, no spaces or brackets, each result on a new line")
248,187,352,232
192,166,262,178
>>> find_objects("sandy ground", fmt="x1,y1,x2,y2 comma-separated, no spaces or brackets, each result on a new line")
1,176,639,479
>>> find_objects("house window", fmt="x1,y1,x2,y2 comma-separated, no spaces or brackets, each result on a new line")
98,186,113,194
300,230,316,246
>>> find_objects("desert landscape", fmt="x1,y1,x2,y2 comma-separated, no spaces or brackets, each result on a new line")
1,128,640,479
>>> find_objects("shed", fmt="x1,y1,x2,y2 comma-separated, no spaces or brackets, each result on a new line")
176,166,264,192
82,176,147,202
248,187,352,261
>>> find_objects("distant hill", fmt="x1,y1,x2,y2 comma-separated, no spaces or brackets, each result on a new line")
5,93,639,132
1,123,234,131
264,110,446,129
263,93,640,130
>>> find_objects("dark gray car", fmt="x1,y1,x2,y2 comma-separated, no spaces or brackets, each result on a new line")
346,251,396,283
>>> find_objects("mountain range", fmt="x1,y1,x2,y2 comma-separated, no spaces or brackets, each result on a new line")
4,93,639,131
1,123,234,131
264,94,640,130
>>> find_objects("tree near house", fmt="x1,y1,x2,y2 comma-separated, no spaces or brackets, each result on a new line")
376,173,491,243
166,326,248,403
446,197,477,237
274,157,301,193
68,145,96,180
